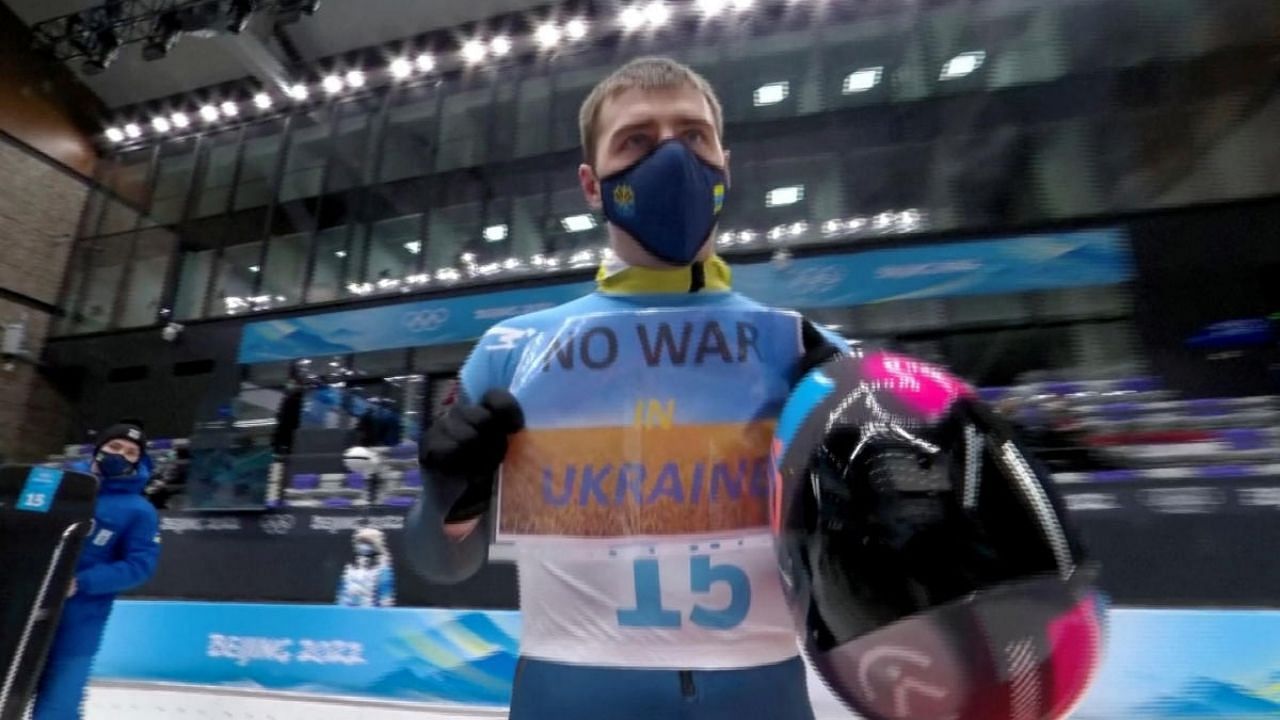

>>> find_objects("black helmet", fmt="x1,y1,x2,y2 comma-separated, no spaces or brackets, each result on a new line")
770,349,1105,720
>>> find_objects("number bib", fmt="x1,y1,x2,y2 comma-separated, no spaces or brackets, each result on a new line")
497,307,803,668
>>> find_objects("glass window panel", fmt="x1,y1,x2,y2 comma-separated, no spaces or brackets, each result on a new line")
96,149,151,235
436,86,491,171
425,201,482,269
212,241,263,316
307,225,350,304
710,38,811,124
327,100,377,192
118,228,178,328
172,248,215,320
508,192,548,260
97,196,142,236
70,235,132,333
278,113,332,202
56,242,95,335
820,18,908,111
235,121,286,211
364,214,421,283
551,65,609,156
487,76,519,164
547,181,598,255
514,74,552,158
76,187,107,239
379,85,441,184
149,139,198,226
260,232,311,309
721,147,842,233
192,131,242,218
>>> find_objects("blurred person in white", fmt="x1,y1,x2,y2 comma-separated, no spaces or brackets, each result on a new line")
336,527,396,607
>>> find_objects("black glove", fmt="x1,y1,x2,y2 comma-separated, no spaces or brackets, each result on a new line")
421,389,525,522
795,319,843,385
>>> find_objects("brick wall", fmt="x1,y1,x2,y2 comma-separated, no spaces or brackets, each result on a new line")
0,138,88,462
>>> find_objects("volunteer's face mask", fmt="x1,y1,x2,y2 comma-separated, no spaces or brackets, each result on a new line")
355,543,377,556
598,140,727,265
95,451,136,479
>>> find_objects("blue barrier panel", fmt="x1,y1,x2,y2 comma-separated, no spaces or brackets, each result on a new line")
93,601,1280,716
93,602,520,705
237,228,1133,364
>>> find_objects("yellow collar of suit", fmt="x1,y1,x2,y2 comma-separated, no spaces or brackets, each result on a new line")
596,256,733,294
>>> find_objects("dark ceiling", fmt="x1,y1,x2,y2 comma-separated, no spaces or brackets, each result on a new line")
2,0,550,108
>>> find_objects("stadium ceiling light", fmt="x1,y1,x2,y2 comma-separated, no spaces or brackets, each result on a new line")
389,57,413,79
842,66,883,93
561,214,597,232
940,50,985,80
483,224,508,242
345,69,365,88
765,185,804,207
170,112,190,128
620,6,645,30
753,81,789,106
220,100,239,117
335,250,347,258
199,104,220,121
490,36,512,56
322,74,344,93
248,265,261,273
698,0,729,14
151,116,171,133
404,240,421,254
644,1,670,26
105,126,125,142
565,18,588,39
124,122,143,138
415,53,435,71
535,22,561,47
253,92,272,109
462,39,487,63
287,83,309,100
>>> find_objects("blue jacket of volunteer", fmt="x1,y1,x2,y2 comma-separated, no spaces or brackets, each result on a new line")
56,456,161,655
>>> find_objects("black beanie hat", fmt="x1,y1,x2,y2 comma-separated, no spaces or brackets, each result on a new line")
95,422,148,455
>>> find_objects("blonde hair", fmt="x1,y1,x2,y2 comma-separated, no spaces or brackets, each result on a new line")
578,56,724,165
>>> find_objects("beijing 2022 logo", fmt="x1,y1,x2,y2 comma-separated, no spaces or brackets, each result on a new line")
403,308,450,333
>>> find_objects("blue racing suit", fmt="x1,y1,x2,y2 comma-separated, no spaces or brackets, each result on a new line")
32,457,161,720
407,257,844,720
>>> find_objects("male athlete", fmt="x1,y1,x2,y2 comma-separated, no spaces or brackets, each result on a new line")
406,57,841,719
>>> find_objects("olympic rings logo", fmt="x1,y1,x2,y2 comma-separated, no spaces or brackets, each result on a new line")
259,513,297,535
786,266,845,295
403,308,450,333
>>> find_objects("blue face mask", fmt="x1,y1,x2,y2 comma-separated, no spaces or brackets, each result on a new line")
95,451,136,479
599,140,728,265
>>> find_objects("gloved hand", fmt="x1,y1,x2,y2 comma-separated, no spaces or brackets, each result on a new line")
420,389,525,522
795,320,844,384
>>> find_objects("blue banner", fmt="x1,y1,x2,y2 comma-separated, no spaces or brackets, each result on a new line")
733,227,1131,308
93,602,1280,716
238,229,1131,364
93,602,520,705
237,282,595,364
